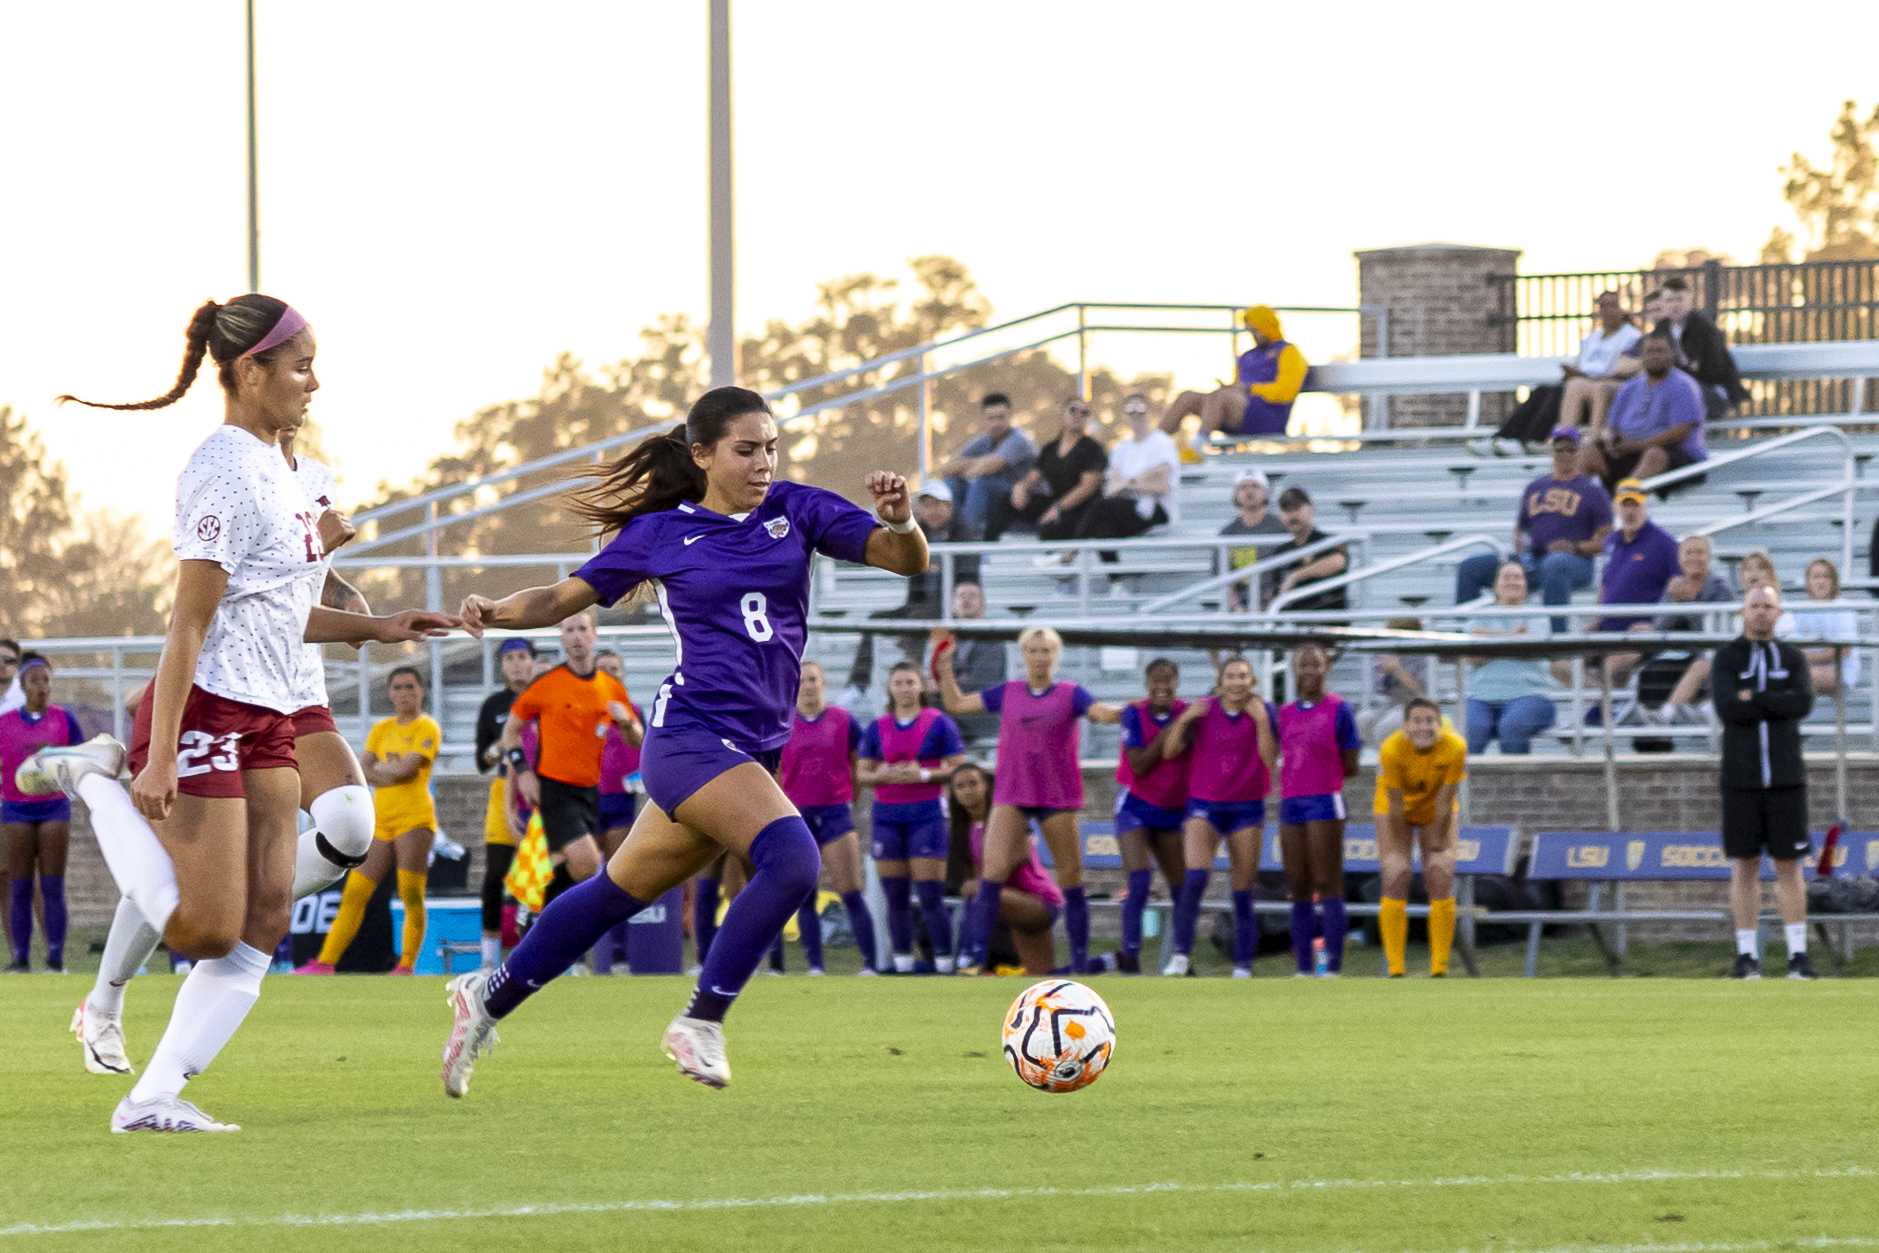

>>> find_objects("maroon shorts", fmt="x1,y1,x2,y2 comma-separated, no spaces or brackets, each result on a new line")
128,685,298,799
290,705,340,738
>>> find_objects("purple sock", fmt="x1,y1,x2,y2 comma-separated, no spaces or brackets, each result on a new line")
484,873,649,1018
964,878,1005,966
769,933,787,972
1063,887,1089,973
1290,901,1315,974
881,876,913,959
693,877,721,966
608,920,630,963
1173,869,1208,957
1320,897,1348,973
590,935,616,975
1231,888,1256,968
841,890,879,971
7,878,30,965
797,894,824,970
1120,868,1152,956
40,875,66,967
685,817,820,1023
915,879,951,961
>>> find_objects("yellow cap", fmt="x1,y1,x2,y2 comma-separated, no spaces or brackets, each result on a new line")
1241,305,1282,339
1614,478,1648,504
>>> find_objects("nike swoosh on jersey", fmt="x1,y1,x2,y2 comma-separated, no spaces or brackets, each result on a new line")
684,534,703,546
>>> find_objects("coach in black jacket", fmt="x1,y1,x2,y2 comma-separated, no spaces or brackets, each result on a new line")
1711,585,1817,979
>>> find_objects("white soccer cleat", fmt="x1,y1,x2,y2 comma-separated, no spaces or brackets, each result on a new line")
15,734,127,800
440,972,501,1099
71,1002,133,1076
661,1014,730,1089
1161,953,1191,977
1230,966,1252,980
111,1094,239,1134
934,955,955,974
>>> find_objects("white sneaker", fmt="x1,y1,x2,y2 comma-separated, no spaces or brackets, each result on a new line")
440,972,501,1099
15,734,126,799
935,955,955,974
1161,953,1190,977
111,1094,239,1133
806,967,826,977
71,1002,133,1076
1231,966,1252,980
661,1014,730,1089
892,954,914,974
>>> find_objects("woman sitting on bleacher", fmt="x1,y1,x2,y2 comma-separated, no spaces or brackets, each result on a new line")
1791,557,1861,697
1069,393,1182,566
1463,562,1558,755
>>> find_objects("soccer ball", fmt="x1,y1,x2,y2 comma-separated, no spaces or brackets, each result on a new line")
1000,979,1116,1093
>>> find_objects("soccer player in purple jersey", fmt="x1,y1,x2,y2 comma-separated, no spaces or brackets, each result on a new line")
1113,658,1190,974
858,661,968,973
1276,643,1361,977
1162,656,1277,978
771,660,879,975
934,625,1124,974
0,656,83,972
440,387,926,1092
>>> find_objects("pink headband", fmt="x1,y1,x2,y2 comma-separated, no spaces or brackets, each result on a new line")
241,306,308,358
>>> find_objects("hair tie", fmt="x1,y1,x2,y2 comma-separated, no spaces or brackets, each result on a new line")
17,657,50,675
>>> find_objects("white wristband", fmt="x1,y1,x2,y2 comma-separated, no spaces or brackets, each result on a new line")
881,512,918,535
918,767,932,783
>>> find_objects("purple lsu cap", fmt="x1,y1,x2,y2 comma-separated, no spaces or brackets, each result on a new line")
497,638,537,657
1548,426,1581,445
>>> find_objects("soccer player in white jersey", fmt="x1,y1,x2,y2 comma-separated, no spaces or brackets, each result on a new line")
22,295,455,1132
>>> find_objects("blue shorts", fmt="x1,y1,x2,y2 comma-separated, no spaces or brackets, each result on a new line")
1279,793,1347,826
800,803,856,846
871,800,947,862
597,791,637,832
1018,805,1077,823
638,722,783,817
1186,798,1266,834
1115,791,1185,836
1,797,69,825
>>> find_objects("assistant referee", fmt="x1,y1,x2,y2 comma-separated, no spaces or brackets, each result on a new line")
1712,583,1817,980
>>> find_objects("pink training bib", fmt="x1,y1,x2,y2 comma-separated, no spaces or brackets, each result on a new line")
1116,699,1188,810
0,705,80,803
1187,697,1274,803
990,681,1089,810
971,820,1063,909
870,707,953,805
779,707,856,808
1278,693,1350,799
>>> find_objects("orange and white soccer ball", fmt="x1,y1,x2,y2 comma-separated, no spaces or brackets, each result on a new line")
1001,979,1116,1093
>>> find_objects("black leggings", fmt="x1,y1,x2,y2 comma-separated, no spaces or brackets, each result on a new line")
481,842,517,933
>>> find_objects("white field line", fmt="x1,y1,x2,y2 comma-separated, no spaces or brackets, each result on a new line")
1482,1239,1879,1253
0,1163,1870,1241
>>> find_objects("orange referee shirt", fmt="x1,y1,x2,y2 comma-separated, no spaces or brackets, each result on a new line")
510,663,630,789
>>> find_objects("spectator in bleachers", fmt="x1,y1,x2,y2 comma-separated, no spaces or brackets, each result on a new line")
1639,287,1665,330
0,639,21,717
1010,397,1107,562
841,480,981,699
1791,557,1860,697
1578,333,1707,494
1648,534,1738,725
1262,487,1348,616
1356,617,1428,745
1072,393,1181,563
1733,551,1799,635
1579,479,1681,688
1464,563,1558,754
1160,305,1308,462
937,391,1035,540
1655,276,1749,419
1457,427,1612,630
1557,291,1643,431
1219,469,1288,611
936,582,1006,744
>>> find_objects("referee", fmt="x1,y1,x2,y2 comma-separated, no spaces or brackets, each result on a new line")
1713,584,1818,980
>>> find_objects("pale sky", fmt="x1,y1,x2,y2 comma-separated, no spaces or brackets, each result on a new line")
4,1,1874,531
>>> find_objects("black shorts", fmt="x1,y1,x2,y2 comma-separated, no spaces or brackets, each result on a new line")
1719,786,1811,861
537,776,600,853
1604,443,1697,489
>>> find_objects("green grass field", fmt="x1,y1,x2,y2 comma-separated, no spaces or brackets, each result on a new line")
1,968,1873,1252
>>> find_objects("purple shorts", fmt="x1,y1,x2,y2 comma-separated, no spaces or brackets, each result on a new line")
1186,797,1266,835
597,790,637,832
1,797,70,825
870,799,946,861
800,803,856,846
639,721,782,817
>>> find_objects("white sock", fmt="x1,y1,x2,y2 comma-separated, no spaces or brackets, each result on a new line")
480,935,501,968
76,775,180,935
128,941,269,1103
1735,928,1759,958
291,785,375,899
892,953,914,973
88,897,164,1017
1784,922,1807,956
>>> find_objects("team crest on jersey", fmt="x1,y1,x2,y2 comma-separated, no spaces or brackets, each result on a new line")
764,517,791,540
195,516,222,542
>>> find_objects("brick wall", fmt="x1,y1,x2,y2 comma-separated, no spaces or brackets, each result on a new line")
1356,242,1521,429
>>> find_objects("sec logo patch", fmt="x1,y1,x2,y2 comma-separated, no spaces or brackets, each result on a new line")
195,516,222,542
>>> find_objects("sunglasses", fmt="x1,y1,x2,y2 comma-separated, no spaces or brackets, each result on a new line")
0,656,17,667
1123,405,1148,415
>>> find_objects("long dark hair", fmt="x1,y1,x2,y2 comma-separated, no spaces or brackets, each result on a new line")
567,386,771,535
944,762,995,893
58,295,296,411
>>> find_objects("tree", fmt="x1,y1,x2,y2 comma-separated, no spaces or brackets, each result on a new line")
1764,100,1879,263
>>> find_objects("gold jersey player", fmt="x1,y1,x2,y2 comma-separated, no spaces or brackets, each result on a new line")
1373,698,1467,977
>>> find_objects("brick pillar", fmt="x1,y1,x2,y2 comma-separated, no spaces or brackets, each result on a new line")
1356,243,1522,428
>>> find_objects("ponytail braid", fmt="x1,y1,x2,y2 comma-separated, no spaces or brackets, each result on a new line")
58,293,294,411
566,386,772,536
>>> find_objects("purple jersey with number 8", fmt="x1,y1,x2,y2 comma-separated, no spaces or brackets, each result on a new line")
573,480,880,752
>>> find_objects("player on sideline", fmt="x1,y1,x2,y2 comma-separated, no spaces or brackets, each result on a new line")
70,427,380,1072
1715,584,1818,980
439,387,926,1093
935,625,1124,974
297,667,442,974
1162,656,1276,978
946,763,1061,975
589,647,644,974
1374,698,1467,977
1112,658,1190,974
858,661,967,972
1277,643,1360,977
0,655,83,972
22,295,454,1130
773,661,879,974
473,638,539,970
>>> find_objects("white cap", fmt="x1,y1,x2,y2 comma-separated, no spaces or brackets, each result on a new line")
1233,468,1271,490
914,480,953,503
